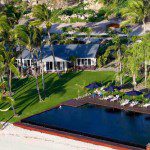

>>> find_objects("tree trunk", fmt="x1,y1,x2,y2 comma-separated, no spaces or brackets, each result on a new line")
132,74,137,90
20,56,23,77
40,48,46,98
119,62,123,85
35,67,42,102
143,19,146,34
118,49,123,85
31,51,42,102
145,60,148,88
47,32,61,78
11,102,17,116
8,69,12,96
41,67,46,98
51,44,61,78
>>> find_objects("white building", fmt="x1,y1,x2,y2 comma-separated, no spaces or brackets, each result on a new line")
16,44,100,72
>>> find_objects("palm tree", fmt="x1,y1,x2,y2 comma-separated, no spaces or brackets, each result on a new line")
0,92,17,116
12,25,29,77
139,34,150,88
121,0,150,33
122,42,142,89
32,4,62,78
104,34,127,85
26,26,43,102
69,56,77,71
0,53,19,116
0,50,20,96
32,4,51,23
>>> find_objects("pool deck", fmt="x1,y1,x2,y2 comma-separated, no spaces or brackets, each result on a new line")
62,96,150,115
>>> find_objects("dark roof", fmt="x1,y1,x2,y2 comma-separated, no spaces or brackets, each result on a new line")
18,44,99,60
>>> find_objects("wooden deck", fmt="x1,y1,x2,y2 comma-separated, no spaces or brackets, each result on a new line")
62,96,150,115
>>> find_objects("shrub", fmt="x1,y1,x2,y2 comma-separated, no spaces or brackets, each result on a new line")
97,56,103,68
0,123,3,129
62,9,73,16
122,95,132,101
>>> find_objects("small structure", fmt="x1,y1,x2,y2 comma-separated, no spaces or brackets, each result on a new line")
16,44,100,72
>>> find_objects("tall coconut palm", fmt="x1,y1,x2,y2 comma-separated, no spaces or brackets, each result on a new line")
12,25,29,77
104,34,127,85
32,4,51,22
122,42,142,89
0,49,20,96
140,34,150,88
0,92,17,116
69,56,77,71
121,0,150,33
32,4,61,78
26,26,43,102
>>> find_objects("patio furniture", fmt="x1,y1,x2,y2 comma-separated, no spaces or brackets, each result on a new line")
129,101,139,107
104,85,121,92
110,95,120,102
143,103,150,108
86,82,100,90
104,95,114,100
144,93,150,99
121,99,130,106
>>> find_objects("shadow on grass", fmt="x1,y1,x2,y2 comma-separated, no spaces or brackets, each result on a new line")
13,71,83,116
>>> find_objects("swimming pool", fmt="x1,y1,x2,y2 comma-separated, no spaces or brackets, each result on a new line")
21,104,150,148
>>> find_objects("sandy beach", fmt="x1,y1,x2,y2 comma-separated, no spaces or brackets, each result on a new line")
0,123,115,150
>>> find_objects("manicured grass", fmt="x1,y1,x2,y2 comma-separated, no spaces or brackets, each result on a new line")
0,71,115,122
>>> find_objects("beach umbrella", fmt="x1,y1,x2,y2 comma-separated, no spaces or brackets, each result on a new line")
104,85,120,92
125,90,142,96
85,82,100,90
144,93,150,99
104,85,115,92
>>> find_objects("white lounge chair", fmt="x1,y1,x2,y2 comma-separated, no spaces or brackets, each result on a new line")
104,95,113,100
130,101,138,107
121,99,130,106
143,103,150,108
110,95,120,102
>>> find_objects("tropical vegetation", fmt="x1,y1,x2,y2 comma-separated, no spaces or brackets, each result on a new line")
0,0,149,122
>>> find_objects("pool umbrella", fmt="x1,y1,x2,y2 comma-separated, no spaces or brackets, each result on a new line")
116,86,122,90
104,85,119,92
86,82,100,90
125,90,142,96
144,93,150,99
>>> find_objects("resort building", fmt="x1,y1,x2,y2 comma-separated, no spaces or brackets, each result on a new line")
16,44,100,72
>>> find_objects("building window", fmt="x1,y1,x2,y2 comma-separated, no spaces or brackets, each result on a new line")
85,59,88,66
57,62,61,70
46,62,50,70
82,59,84,65
88,59,91,66
27,60,30,66
50,62,53,70
77,59,80,66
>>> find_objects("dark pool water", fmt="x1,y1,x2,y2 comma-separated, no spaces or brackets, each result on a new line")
22,104,150,148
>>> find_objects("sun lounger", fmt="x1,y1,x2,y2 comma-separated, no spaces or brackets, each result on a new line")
100,86,105,91
121,99,130,106
143,103,150,108
104,95,113,100
130,101,138,107
110,95,120,102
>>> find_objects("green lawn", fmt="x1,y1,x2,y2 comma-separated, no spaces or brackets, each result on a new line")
0,71,115,122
